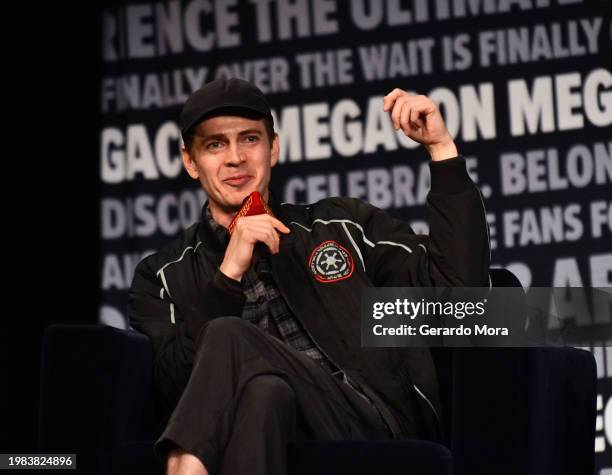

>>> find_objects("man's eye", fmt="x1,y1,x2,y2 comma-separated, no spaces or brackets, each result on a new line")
206,142,222,150
245,135,259,143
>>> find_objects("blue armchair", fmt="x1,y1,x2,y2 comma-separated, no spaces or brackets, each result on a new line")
38,269,596,475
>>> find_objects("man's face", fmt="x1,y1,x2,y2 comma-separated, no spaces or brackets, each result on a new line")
182,115,279,224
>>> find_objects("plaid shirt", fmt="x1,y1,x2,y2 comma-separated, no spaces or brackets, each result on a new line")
206,206,338,375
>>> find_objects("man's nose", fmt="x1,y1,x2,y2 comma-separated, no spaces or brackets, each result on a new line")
225,143,246,165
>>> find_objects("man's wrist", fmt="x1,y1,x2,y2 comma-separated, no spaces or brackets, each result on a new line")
219,262,243,282
426,140,458,162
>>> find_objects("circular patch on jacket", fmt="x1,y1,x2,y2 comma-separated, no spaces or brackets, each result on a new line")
308,240,354,283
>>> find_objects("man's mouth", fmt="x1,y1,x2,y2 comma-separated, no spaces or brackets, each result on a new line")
224,175,251,186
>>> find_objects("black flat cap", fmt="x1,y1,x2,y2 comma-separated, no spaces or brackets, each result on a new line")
179,78,273,136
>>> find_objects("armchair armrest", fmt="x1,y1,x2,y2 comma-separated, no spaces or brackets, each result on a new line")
38,324,155,474
450,347,596,475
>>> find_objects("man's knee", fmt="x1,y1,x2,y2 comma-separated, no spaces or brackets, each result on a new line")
197,317,253,347
240,375,296,418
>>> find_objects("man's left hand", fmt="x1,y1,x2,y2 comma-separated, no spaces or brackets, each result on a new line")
383,88,458,162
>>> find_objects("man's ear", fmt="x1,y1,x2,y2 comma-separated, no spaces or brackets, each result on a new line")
270,134,280,168
181,146,199,179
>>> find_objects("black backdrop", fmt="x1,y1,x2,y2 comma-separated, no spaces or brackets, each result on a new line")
4,1,100,456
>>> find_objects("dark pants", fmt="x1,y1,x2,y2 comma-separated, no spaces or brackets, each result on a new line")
155,317,396,475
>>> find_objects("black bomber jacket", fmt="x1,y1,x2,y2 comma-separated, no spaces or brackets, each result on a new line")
129,156,490,441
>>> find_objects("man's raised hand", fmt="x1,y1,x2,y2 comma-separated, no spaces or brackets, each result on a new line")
383,88,458,161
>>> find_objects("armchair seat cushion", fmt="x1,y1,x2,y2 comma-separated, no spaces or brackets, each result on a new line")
288,439,452,475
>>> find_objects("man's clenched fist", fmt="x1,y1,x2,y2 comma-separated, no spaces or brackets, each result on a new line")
383,89,458,162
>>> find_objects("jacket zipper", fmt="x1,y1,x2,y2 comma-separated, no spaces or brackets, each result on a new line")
413,383,442,429
270,264,401,437
270,266,344,372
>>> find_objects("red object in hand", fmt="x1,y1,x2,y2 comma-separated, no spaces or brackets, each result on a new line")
228,191,274,235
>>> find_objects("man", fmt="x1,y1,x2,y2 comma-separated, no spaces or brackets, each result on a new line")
129,78,489,475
